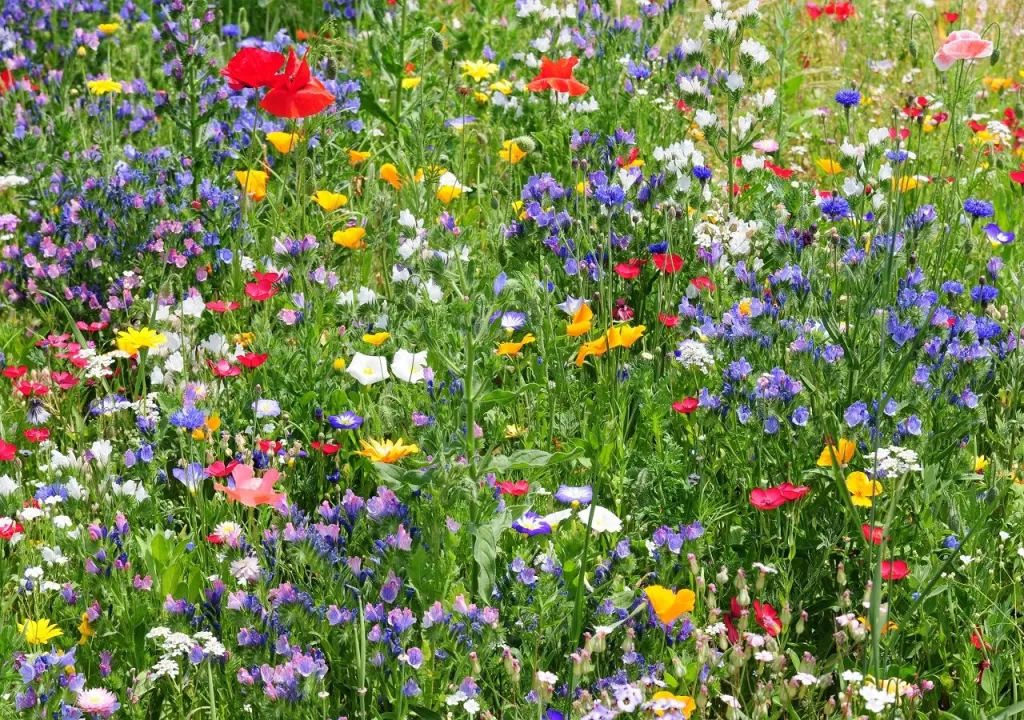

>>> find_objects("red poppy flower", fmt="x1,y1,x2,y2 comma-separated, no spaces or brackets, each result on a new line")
254,270,282,283
659,313,680,327
76,320,109,332
23,427,49,443
880,559,910,581
14,381,48,397
724,597,742,643
207,358,241,378
690,276,716,292
259,49,336,119
220,47,286,90
206,300,240,313
0,440,16,461
971,627,991,651
238,353,269,369
50,371,80,390
496,480,529,496
753,600,781,636
889,127,911,141
943,11,959,22
616,147,641,168
652,253,684,274
1010,169,1024,184
614,259,643,279
777,482,810,501
206,460,240,478
750,487,787,510
526,56,589,97
806,2,823,18
861,524,885,544
764,161,794,179
311,440,342,455
0,517,24,539
245,279,279,302
259,439,283,454
672,397,699,414
676,98,691,112
3,365,27,379
824,1,854,21
206,533,224,545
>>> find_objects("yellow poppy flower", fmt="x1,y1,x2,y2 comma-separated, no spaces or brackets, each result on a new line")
817,438,856,467
575,336,609,367
380,163,402,189
566,304,593,337
235,170,268,201
893,176,918,192
333,227,367,249
459,60,499,82
499,140,527,165
362,331,391,346
401,77,422,90
489,79,514,95
644,586,695,625
116,327,167,356
19,618,63,645
348,149,372,166
845,471,883,507
607,324,645,349
650,691,696,718
98,23,120,34
357,438,420,464
78,613,95,645
816,158,843,175
86,79,122,95
206,413,221,432
496,333,536,357
265,131,300,154
312,190,348,212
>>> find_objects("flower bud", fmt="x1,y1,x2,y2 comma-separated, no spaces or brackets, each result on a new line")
717,566,730,585
425,27,445,53
836,562,846,587
991,47,1001,66
513,135,537,152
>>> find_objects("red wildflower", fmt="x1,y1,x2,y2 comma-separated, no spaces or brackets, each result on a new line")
1009,169,1024,184
750,487,787,510
206,533,224,545
889,127,911,141
259,439,283,454
943,11,959,22
0,517,24,540
311,440,342,455
676,98,691,112
652,253,684,274
613,259,644,279
3,365,27,379
616,147,641,168
753,600,781,636
0,440,16,461
690,276,716,292
824,1,854,21
237,353,269,369
806,2,823,18
777,482,810,501
764,161,794,179
245,279,279,302
861,524,885,544
971,627,991,651
207,358,241,378
14,381,48,397
880,559,910,581
23,428,49,443
658,313,680,327
672,397,699,415
51,371,80,390
76,321,109,333
724,597,742,643
206,460,240,478
206,300,240,313
220,47,286,90
260,49,335,119
526,56,588,96
496,480,530,496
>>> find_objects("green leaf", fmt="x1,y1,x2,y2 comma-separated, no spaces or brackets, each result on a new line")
359,89,397,127
506,449,552,469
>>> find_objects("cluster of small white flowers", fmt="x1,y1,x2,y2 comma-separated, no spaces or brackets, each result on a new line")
652,139,705,191
858,684,896,714
445,691,481,717
675,339,716,373
868,446,922,477
740,38,770,65
694,214,762,259
146,627,226,680
0,173,29,190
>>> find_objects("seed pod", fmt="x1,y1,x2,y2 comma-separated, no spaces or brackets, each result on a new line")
991,47,1001,66
425,27,444,53
324,57,338,80
908,40,919,62
513,135,537,152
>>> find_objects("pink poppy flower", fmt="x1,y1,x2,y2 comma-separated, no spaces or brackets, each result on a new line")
933,30,993,72
880,559,910,581
214,464,285,508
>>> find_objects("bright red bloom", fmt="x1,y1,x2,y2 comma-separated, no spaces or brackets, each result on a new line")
880,559,910,581
220,47,286,90
254,271,282,283
51,371,80,390
889,127,911,141
658,313,680,327
861,524,885,544
675,98,691,112
1009,169,1024,184
3,365,27,379
652,253,684,274
0,517,23,540
207,358,241,377
526,56,589,97
0,440,16,461
76,321,109,333
943,11,959,22
724,597,742,643
750,487,787,510
206,533,224,545
259,439,284,454
496,480,530,496
616,148,641,168
245,279,279,302
777,482,810,501
690,276,716,292
753,600,781,636
824,1,854,21
765,161,794,179
23,428,49,443
14,381,48,397
206,300,240,313
805,2,823,18
672,397,699,415
206,459,240,478
613,259,643,279
311,440,342,455
237,353,269,369
259,49,335,119
971,627,991,651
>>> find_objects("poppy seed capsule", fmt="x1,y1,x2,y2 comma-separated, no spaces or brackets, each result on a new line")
991,47,1000,65
425,28,444,53
908,39,919,61
513,135,537,152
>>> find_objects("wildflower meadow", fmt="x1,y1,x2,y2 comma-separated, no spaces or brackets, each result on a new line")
2,0,1024,717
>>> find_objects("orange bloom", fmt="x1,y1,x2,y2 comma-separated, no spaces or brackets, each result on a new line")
644,585,696,625
496,333,536,357
817,438,856,467
575,336,609,367
566,304,593,337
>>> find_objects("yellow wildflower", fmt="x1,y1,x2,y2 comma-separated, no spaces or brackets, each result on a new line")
86,79,122,95
459,60,499,82
499,140,527,165
265,131,300,154
312,190,348,212
363,331,391,346
496,333,536,357
234,170,268,201
846,471,883,507
357,438,420,464
116,327,167,356
333,227,367,249
19,618,63,645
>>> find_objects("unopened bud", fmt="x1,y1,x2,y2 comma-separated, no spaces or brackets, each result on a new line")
513,135,537,152
836,562,846,587
425,27,445,53
908,40,919,61
991,47,1001,66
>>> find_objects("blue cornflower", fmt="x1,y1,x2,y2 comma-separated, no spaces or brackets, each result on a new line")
885,149,909,163
170,406,206,431
692,166,712,182
963,198,994,219
834,88,861,107
328,411,364,430
943,535,960,550
819,195,851,220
